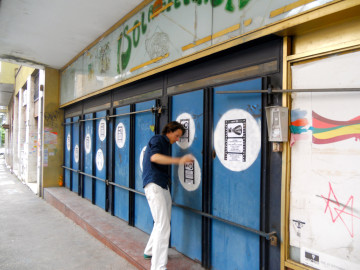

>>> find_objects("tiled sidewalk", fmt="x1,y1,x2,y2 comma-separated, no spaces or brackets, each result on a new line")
44,187,204,270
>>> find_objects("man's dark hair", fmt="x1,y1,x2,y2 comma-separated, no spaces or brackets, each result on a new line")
161,121,185,135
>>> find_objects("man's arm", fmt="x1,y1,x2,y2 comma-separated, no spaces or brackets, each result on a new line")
150,153,193,165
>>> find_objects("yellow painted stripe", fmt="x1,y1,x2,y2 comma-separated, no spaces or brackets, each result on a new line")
312,124,360,139
150,2,173,19
212,24,240,39
130,53,169,72
126,22,141,34
270,0,316,18
244,19,252,27
182,35,212,51
182,24,240,51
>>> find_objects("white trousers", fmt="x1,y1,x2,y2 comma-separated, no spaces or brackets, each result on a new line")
144,183,172,270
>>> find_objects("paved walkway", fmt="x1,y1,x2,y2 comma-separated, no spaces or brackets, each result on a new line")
0,158,137,270
0,157,204,270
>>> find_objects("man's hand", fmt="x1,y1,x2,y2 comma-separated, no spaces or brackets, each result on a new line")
179,154,194,164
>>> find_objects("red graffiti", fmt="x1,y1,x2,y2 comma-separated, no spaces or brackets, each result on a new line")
321,182,360,238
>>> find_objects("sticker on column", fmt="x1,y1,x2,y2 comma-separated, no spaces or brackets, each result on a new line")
96,149,104,171
140,146,147,172
178,157,201,191
214,109,261,172
98,119,107,141
176,113,195,149
115,122,126,148
66,134,71,151
84,134,91,154
74,145,79,163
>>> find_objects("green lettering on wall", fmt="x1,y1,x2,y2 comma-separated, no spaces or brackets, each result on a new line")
141,12,147,34
122,26,132,70
167,0,173,11
162,0,167,14
239,0,250,9
117,35,123,74
133,20,141,48
211,0,223,7
174,0,181,8
184,0,190,5
148,5,153,22
226,0,234,11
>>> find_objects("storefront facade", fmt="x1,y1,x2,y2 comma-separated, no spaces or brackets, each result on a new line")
59,1,360,269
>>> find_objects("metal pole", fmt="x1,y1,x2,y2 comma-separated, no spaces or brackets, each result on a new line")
216,88,360,94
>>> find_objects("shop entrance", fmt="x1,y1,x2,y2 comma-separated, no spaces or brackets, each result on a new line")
169,78,263,269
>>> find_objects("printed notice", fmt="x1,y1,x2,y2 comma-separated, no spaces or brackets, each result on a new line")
184,161,194,184
300,247,360,270
85,134,91,154
115,122,126,148
180,119,190,142
99,119,107,141
74,145,79,163
224,119,246,162
66,134,71,151
96,149,104,171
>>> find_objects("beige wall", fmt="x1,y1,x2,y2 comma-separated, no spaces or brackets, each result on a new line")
15,66,35,94
42,67,64,191
0,62,19,84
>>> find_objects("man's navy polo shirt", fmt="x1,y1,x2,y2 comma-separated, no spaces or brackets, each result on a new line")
142,134,171,189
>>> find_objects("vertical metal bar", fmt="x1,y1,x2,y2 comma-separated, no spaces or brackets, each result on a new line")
69,117,73,191
91,112,96,205
129,103,136,227
260,77,270,270
202,87,213,269
162,75,171,247
160,74,168,133
105,109,111,212
166,94,172,192
155,99,161,135
62,113,66,188
110,97,115,216
79,114,84,197
166,93,172,249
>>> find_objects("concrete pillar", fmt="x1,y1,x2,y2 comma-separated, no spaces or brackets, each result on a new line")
37,70,45,192
20,85,27,181
12,91,19,176
41,68,64,196
26,73,38,183
5,102,13,167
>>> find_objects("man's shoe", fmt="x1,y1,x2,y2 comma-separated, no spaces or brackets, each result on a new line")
144,254,152,260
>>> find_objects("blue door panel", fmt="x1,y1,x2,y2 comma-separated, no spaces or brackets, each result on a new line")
114,105,130,221
171,208,202,260
95,110,107,210
134,100,156,234
83,113,93,201
71,116,80,193
64,118,71,188
171,90,203,261
211,78,262,270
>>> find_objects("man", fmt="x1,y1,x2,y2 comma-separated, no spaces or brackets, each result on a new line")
142,121,193,270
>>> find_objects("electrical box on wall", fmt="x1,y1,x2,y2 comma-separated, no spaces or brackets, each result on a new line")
265,106,288,142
